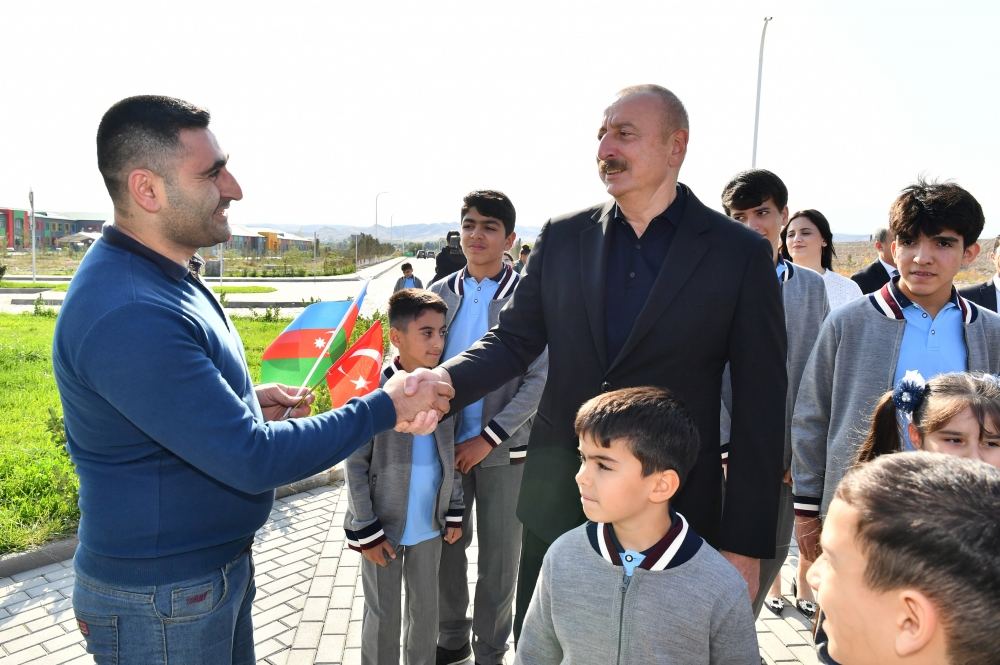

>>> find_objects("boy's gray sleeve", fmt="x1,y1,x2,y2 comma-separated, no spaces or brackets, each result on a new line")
445,464,464,529
513,553,562,665
343,440,384,552
709,589,760,665
790,318,838,517
480,347,549,449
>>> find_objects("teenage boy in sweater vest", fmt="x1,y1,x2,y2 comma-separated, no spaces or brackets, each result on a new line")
344,289,464,665
792,179,1000,584
431,191,548,665
720,169,830,616
516,387,759,665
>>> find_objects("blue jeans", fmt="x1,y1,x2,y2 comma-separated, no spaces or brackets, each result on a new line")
72,549,256,665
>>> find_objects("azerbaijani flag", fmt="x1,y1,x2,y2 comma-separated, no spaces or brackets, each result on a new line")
260,281,368,387
325,321,385,408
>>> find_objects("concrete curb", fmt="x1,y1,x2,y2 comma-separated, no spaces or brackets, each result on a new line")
0,466,344,579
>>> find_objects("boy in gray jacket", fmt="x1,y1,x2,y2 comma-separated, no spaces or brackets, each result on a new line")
516,387,759,665
431,191,548,665
792,179,1000,571
345,289,464,665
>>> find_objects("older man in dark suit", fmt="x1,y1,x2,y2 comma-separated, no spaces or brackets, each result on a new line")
409,85,787,645
960,235,999,312
851,227,897,293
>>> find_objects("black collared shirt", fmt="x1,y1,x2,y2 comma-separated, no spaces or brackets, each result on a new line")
605,187,687,362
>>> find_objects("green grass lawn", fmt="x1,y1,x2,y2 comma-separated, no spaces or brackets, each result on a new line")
0,308,388,555
211,285,277,295
0,280,69,291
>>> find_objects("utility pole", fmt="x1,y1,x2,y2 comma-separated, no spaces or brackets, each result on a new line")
752,16,773,168
29,188,36,283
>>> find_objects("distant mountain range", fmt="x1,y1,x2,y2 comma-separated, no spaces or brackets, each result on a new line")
278,222,545,245
273,221,870,245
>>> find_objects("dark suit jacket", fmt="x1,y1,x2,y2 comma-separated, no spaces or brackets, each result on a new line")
851,260,891,294
960,279,998,312
442,185,787,559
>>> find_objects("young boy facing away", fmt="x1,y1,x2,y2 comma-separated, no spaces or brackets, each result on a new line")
344,289,463,665
792,179,1000,565
431,190,548,665
515,387,759,665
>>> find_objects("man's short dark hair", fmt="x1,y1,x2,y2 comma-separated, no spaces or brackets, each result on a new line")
388,289,447,330
837,452,1000,665
97,95,211,207
401,262,413,272
873,227,892,244
721,169,788,215
889,178,985,248
461,190,516,236
574,386,699,484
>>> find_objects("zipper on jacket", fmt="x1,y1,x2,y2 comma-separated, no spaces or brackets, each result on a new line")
616,572,631,665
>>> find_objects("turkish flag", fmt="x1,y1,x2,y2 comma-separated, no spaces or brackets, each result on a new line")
325,322,385,409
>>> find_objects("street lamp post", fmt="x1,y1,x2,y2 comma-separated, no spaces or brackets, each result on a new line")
28,188,36,283
752,16,773,168
374,191,389,262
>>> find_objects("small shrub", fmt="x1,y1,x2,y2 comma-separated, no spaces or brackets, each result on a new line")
32,294,56,318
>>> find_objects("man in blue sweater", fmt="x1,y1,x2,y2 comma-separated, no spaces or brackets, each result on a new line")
52,95,452,665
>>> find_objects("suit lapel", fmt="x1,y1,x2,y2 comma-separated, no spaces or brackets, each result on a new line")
607,190,711,374
581,202,615,371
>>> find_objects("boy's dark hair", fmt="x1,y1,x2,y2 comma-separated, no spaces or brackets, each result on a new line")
837,452,1000,665
574,386,699,483
97,95,211,207
720,169,788,215
889,179,985,248
388,289,447,330
781,209,838,270
401,262,413,272
461,190,516,236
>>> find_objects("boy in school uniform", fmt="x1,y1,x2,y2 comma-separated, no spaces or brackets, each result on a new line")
431,190,548,665
792,179,1000,566
515,386,759,665
394,262,424,292
719,169,830,616
344,289,464,665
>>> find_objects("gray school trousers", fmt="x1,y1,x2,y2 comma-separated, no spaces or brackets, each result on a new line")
361,537,442,665
753,481,795,616
438,463,524,663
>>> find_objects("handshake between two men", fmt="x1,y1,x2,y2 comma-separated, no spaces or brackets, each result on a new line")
255,366,456,434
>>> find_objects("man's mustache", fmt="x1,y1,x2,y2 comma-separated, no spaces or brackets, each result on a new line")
598,158,627,175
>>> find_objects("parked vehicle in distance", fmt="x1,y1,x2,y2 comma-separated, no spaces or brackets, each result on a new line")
416,250,427,258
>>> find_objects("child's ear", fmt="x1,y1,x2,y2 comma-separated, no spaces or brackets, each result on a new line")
649,469,681,504
388,326,402,349
908,423,922,450
963,241,981,266
894,590,940,658
504,232,516,252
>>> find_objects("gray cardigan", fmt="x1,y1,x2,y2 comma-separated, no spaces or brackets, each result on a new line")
343,361,463,551
791,281,1000,517
722,261,830,470
430,265,548,467
515,518,759,665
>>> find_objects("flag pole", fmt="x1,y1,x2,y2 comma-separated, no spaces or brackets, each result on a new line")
29,188,36,283
280,279,369,418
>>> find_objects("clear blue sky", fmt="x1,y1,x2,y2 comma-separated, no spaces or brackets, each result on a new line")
4,0,997,238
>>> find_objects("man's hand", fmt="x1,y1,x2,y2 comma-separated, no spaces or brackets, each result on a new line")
443,526,462,545
256,383,313,421
361,540,397,568
795,515,823,562
384,367,454,434
721,551,761,601
455,435,492,473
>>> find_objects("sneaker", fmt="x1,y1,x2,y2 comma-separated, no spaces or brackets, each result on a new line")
436,643,472,665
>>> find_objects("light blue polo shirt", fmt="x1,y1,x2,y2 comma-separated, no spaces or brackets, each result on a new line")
403,276,416,289
399,432,443,546
775,259,787,282
892,283,967,448
443,271,501,442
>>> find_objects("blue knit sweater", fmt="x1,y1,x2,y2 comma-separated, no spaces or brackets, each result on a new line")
52,226,395,585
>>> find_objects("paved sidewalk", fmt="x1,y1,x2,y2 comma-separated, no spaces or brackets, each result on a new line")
0,481,819,664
